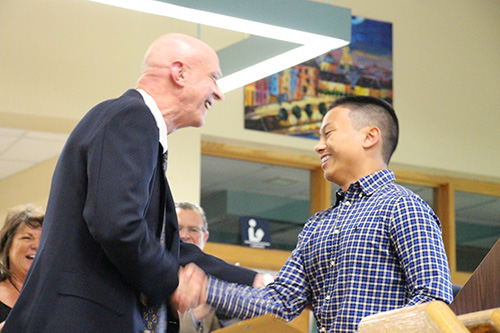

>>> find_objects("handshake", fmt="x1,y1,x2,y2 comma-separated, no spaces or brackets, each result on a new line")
170,263,208,315
170,264,272,317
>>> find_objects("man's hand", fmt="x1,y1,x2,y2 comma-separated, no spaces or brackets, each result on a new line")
171,263,208,314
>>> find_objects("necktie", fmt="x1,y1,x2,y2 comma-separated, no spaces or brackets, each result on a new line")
142,150,168,332
162,151,168,172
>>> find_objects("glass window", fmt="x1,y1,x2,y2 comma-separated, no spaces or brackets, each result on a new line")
201,155,310,251
455,191,500,272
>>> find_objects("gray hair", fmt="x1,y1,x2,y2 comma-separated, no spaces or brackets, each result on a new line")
175,201,208,232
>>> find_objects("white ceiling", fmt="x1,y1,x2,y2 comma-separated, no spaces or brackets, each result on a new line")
0,128,68,179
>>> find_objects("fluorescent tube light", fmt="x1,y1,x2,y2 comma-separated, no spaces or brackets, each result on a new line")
217,43,337,93
88,0,351,92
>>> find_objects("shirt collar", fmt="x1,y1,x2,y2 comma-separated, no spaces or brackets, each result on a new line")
339,169,395,199
136,89,168,153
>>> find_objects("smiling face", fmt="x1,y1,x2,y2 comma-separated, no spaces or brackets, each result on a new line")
315,106,368,190
8,223,41,281
137,33,224,132
176,208,209,250
181,49,224,128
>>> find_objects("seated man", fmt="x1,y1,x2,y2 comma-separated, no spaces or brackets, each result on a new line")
176,201,232,332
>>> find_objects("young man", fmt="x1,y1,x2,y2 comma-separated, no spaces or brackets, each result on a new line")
204,96,453,332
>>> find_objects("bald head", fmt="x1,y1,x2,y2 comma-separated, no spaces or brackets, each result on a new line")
136,33,223,133
140,33,218,75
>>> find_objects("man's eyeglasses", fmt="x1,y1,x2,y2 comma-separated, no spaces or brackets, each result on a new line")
179,226,205,235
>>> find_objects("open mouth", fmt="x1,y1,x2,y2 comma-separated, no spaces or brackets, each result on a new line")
26,254,35,260
204,100,212,110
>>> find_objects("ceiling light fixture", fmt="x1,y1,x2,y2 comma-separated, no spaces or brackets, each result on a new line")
88,0,351,93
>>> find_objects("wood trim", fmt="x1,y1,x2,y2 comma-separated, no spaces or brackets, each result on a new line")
394,169,500,196
202,141,500,195
394,169,451,187
453,272,474,286
201,141,319,170
435,183,457,278
453,178,500,196
310,167,332,215
204,242,291,272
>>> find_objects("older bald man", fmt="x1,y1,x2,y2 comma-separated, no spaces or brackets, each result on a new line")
4,33,258,333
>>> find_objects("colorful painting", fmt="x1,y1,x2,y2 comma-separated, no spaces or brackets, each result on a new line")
244,16,393,139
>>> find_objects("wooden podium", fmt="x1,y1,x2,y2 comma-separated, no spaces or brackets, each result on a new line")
458,308,500,332
450,237,500,315
357,301,469,332
358,301,500,332
213,315,304,333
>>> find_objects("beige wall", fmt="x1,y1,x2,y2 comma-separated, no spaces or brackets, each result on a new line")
203,0,500,181
1,0,500,221
0,158,56,221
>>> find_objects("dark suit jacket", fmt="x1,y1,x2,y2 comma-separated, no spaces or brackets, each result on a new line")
3,90,255,332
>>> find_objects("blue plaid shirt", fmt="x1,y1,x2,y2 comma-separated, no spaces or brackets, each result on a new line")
207,170,453,332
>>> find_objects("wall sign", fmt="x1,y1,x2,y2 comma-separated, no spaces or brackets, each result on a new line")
240,217,272,249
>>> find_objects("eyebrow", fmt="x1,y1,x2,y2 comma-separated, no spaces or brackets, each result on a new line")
320,123,332,135
212,71,223,80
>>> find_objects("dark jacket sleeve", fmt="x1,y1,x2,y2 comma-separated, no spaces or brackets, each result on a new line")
179,242,257,286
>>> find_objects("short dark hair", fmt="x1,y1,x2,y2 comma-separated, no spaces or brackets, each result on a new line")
329,96,399,163
0,204,44,281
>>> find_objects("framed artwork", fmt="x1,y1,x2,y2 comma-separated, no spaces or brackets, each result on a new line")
244,16,393,139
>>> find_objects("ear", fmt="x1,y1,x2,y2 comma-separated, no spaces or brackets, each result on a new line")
170,61,186,87
362,126,380,149
203,231,209,244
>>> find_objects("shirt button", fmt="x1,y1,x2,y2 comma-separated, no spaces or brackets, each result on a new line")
320,328,326,332
325,295,331,300
344,201,351,206
334,229,340,234
330,260,335,266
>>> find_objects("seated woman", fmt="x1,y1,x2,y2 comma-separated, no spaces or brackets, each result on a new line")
0,204,44,329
